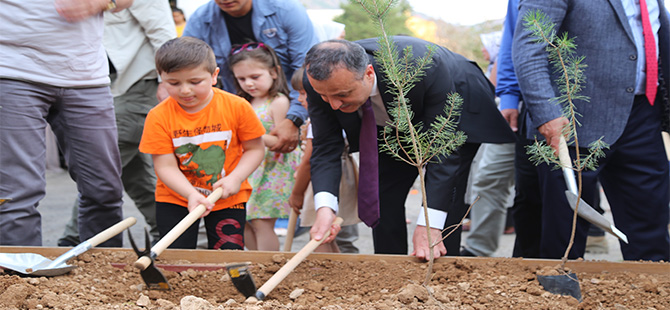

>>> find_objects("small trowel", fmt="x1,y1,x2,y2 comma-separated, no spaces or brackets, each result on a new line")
557,136,628,244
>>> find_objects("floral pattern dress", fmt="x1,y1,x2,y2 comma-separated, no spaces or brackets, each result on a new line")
246,99,301,220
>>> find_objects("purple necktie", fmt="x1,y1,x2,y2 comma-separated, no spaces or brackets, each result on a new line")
358,98,380,228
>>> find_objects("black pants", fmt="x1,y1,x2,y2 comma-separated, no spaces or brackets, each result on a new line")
156,202,246,250
372,142,480,256
536,96,669,260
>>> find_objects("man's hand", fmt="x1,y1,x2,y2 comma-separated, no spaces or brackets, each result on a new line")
186,192,214,218
410,225,447,261
54,0,110,22
268,118,299,153
500,108,518,132
538,116,569,155
309,207,340,244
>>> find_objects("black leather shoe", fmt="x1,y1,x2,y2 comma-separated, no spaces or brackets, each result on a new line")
459,247,476,257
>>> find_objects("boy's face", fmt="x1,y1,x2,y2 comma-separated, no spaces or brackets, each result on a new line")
298,90,307,109
160,65,220,113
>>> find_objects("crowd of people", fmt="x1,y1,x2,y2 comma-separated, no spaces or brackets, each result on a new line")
0,0,668,263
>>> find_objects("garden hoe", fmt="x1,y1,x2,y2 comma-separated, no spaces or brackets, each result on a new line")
0,217,136,276
227,217,343,302
282,209,299,252
557,136,628,244
537,136,630,302
130,188,222,290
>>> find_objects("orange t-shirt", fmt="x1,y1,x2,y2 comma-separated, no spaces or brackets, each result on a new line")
140,88,265,211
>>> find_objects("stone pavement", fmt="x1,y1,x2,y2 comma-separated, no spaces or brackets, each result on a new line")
39,167,624,261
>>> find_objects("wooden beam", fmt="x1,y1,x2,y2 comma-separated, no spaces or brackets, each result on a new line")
1,246,667,275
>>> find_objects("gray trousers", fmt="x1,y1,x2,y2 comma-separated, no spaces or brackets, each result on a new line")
59,78,159,245
0,79,124,246
464,142,515,256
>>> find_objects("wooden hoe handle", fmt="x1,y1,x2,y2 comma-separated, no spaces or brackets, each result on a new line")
251,217,344,301
134,188,223,270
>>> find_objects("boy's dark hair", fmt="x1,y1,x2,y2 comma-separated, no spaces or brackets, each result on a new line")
228,42,290,102
155,37,217,74
290,66,305,91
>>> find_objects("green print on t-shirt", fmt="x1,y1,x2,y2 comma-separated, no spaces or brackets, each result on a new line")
175,143,226,186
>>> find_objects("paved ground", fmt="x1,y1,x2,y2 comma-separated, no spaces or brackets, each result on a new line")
39,167,624,261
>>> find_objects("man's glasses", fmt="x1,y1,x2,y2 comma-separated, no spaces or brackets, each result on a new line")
231,42,266,55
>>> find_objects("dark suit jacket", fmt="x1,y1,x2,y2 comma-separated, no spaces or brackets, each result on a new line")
306,36,516,212
513,0,670,145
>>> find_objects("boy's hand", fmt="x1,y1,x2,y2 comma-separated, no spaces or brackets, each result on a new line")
288,192,304,214
213,175,242,200
187,192,214,218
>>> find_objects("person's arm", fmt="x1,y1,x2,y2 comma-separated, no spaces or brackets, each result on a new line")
152,153,214,217
512,0,568,153
305,85,345,243
267,0,317,153
289,138,313,214
181,4,208,40
264,94,290,148
213,137,265,199
55,0,133,22
496,0,521,132
129,0,177,101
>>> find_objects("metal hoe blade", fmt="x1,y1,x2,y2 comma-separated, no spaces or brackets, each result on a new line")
226,263,257,298
564,191,629,243
558,136,628,244
128,228,171,290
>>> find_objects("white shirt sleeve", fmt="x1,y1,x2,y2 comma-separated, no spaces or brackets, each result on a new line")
415,207,447,229
314,191,339,214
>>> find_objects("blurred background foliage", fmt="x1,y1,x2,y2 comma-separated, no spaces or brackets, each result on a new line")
302,0,503,70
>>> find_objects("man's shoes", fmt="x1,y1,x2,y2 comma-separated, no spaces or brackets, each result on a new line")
57,239,79,247
459,247,477,257
585,235,609,254
462,219,471,231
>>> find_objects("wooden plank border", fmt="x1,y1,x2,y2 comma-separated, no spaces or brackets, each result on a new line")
1,247,667,275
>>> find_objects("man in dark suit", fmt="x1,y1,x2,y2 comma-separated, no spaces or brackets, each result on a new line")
513,0,670,261
303,37,516,259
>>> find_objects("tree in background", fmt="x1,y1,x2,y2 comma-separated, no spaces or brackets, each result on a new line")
335,0,412,41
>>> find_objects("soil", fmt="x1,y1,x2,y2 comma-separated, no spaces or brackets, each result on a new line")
0,250,668,310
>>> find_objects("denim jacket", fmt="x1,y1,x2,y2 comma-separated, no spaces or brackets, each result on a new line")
183,0,316,121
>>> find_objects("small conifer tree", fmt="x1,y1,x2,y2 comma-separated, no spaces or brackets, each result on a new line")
353,0,467,286
522,10,608,265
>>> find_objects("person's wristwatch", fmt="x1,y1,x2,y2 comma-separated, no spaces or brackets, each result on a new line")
106,0,117,11
286,114,304,128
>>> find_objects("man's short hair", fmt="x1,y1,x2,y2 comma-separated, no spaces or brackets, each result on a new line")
304,40,369,81
155,37,217,74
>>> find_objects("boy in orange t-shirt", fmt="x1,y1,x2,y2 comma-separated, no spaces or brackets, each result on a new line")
140,37,265,249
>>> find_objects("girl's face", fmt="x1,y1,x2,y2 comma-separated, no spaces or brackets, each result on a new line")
160,65,219,113
232,59,277,99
